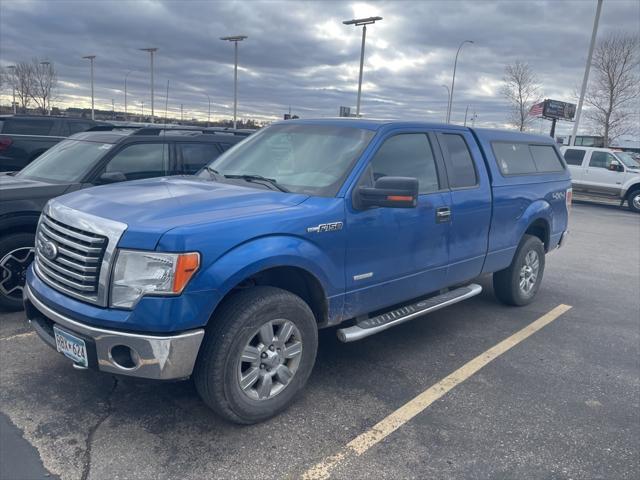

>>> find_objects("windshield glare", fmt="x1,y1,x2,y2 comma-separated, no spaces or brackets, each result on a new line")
614,151,640,168
16,139,110,182
201,124,375,195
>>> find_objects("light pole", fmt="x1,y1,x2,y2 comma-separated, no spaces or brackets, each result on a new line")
205,93,211,127
343,16,382,117
220,35,247,129
139,48,157,123
446,40,473,124
39,61,51,114
6,65,16,114
124,70,132,121
441,84,450,122
82,55,96,120
571,0,603,145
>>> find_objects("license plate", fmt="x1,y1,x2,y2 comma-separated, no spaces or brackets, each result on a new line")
53,326,88,368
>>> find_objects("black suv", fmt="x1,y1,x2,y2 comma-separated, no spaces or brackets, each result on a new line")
0,115,103,172
0,126,247,310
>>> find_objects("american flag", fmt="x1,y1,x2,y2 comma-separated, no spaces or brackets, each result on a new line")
528,102,544,117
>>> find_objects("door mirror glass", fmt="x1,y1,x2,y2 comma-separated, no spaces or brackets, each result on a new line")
98,171,127,184
356,176,418,209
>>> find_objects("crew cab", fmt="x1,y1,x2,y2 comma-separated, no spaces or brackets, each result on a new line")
0,115,102,172
0,127,244,310
24,119,571,424
560,146,640,212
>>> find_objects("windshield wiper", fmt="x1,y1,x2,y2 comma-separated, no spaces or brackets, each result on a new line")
223,174,290,193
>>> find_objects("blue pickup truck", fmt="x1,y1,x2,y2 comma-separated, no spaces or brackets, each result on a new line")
24,119,571,424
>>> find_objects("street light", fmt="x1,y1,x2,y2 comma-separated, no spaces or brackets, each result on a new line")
441,84,450,122
205,93,211,127
82,55,96,120
446,40,473,124
124,70,132,121
6,65,16,114
220,35,247,129
139,48,158,124
343,16,383,117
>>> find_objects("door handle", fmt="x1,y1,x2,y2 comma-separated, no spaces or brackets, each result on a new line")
436,207,451,223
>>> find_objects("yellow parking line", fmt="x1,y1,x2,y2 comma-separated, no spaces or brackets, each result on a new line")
0,331,35,341
302,304,572,480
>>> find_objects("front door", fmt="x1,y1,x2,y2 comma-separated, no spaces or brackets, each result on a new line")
344,131,450,318
582,150,624,197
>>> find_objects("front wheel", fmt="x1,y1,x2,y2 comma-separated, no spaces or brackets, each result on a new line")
0,233,36,311
627,190,640,213
493,234,546,306
194,286,318,424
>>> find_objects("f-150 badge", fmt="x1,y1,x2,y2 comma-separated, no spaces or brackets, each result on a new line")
307,222,343,233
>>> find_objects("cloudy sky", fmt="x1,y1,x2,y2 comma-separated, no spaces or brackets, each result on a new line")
1,0,638,134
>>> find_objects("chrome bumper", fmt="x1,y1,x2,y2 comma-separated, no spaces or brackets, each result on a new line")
24,284,204,380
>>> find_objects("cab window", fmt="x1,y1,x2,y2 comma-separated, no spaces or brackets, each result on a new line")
366,134,439,194
589,151,618,169
563,149,586,166
103,143,169,181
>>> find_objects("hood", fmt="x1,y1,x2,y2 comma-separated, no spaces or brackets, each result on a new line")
0,174,71,200
53,176,309,249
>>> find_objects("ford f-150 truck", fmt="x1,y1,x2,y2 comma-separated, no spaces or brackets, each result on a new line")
24,119,571,424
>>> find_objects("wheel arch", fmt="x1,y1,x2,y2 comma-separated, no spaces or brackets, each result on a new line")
0,213,40,238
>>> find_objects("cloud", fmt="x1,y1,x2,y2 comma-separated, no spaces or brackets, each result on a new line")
0,0,638,135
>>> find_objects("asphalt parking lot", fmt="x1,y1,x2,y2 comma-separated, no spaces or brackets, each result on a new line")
1,202,638,480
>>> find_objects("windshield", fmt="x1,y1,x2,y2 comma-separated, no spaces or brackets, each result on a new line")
16,139,111,182
199,123,375,196
614,151,640,168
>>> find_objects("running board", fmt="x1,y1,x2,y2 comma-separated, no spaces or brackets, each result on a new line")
337,284,482,343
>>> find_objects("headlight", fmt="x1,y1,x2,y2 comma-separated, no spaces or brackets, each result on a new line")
110,250,200,309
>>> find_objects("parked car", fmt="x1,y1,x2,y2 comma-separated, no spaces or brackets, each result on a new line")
560,146,640,212
0,126,246,310
0,115,104,172
24,119,570,424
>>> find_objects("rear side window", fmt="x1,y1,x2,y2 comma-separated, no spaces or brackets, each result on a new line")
179,143,221,174
439,134,477,188
493,142,565,175
563,148,586,166
368,133,439,194
1,118,54,135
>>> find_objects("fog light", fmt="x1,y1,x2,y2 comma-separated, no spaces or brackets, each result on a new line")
109,345,139,369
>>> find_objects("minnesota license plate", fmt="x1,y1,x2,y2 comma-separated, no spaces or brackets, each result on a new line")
53,326,88,368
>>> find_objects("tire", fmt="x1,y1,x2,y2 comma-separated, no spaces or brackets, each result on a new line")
194,286,318,424
0,233,36,311
627,189,640,213
493,234,545,306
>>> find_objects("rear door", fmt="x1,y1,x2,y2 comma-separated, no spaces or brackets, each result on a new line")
562,148,587,186
176,141,223,175
436,131,492,285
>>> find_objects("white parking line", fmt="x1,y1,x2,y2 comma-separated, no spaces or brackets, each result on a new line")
0,331,35,341
302,304,573,480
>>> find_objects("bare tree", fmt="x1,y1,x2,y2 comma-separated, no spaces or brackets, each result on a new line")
30,58,57,114
501,61,542,131
7,61,34,112
584,34,640,146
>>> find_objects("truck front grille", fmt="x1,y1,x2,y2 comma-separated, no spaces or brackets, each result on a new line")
35,214,108,301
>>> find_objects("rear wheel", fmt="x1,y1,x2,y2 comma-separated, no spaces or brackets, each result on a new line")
194,286,318,424
0,233,35,311
493,234,545,306
627,189,640,213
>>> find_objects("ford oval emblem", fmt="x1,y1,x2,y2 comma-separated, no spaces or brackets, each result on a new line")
39,239,58,261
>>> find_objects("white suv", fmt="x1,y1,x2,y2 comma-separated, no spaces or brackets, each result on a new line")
560,146,640,213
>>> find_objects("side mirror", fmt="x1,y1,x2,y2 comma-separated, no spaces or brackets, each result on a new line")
608,160,623,172
98,171,127,184
356,176,419,209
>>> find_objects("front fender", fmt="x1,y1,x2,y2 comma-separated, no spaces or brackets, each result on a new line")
193,235,342,300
